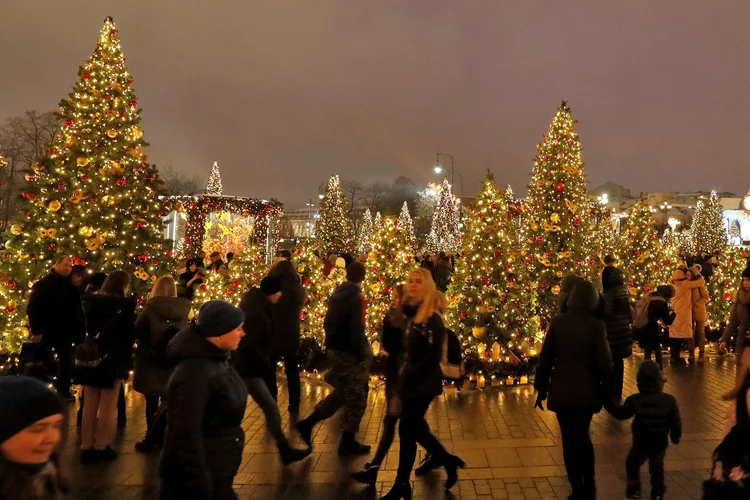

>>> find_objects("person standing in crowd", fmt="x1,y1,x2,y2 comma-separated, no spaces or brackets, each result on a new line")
603,267,633,399
322,253,337,277
85,273,107,294
432,255,452,293
639,286,676,370
534,279,614,500
687,264,709,363
178,259,203,301
132,276,191,452
295,262,372,457
267,259,305,414
420,253,435,272
70,265,87,294
720,268,750,362
27,255,85,402
196,251,207,269
601,254,617,289
605,361,682,500
668,268,705,363
225,252,234,269
78,271,136,465
76,271,109,427
160,301,247,500
234,277,311,465
352,285,406,485
0,377,68,500
208,252,228,276
382,270,464,499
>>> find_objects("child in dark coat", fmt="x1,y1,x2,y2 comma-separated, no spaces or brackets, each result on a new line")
605,360,682,500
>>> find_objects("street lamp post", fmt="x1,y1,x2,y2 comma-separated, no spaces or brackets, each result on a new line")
305,198,317,238
433,152,463,199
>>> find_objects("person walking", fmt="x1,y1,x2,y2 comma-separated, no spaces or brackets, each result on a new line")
687,264,709,363
352,285,406,485
159,301,248,500
267,259,305,414
0,377,68,500
381,270,464,499
605,361,682,500
603,267,633,399
719,268,750,363
534,279,614,500
639,286,677,370
132,276,191,452
234,277,311,466
27,255,85,401
669,268,705,363
295,262,372,456
78,271,136,465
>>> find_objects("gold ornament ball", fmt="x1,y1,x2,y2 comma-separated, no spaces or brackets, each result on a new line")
10,224,23,235
551,285,561,295
297,265,305,273
78,226,95,238
21,326,30,336
550,212,560,223
107,129,118,138
472,326,487,340
48,200,62,212
132,127,144,139
4,240,12,251
556,270,563,278
76,157,90,167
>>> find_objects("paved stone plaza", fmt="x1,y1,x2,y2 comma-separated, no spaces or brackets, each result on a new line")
63,353,736,499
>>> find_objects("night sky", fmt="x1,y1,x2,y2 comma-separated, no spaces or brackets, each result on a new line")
2,1,749,206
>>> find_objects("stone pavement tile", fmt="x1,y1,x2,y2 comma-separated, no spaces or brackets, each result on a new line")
485,448,523,468
515,447,556,467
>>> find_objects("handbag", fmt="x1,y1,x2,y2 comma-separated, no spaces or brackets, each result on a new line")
75,309,122,368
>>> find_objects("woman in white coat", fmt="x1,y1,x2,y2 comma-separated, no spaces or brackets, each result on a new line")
669,268,705,363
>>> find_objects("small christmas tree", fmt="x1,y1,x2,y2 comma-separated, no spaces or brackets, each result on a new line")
690,190,727,254
706,246,746,335
356,209,374,256
525,101,596,318
205,161,223,195
316,175,354,255
446,172,537,352
365,217,416,339
295,241,326,342
397,201,417,253
425,178,460,254
192,242,267,310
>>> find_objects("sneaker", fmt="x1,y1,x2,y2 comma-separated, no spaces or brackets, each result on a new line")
337,437,371,457
626,485,642,499
415,454,440,476
97,446,118,462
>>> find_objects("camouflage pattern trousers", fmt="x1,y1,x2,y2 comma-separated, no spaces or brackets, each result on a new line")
315,349,372,433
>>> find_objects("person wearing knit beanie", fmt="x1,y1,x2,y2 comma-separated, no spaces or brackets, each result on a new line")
196,300,245,351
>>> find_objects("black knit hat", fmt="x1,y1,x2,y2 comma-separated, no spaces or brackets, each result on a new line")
742,268,750,280
260,276,282,296
197,300,245,338
0,377,64,444
346,261,366,283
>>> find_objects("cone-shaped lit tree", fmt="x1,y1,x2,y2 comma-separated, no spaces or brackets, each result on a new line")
447,172,537,352
525,101,596,318
316,175,353,255
706,246,747,333
295,241,326,342
397,201,417,253
356,209,373,256
205,161,223,195
192,242,267,310
425,178,460,254
691,190,727,255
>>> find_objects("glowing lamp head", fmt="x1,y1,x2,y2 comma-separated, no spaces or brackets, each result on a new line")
433,164,443,174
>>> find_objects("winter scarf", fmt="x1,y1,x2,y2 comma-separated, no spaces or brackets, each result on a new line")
0,454,67,500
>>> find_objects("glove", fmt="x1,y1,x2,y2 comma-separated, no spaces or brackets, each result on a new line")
534,393,546,411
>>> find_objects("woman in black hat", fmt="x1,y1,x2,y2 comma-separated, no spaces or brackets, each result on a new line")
0,376,68,500
159,300,248,500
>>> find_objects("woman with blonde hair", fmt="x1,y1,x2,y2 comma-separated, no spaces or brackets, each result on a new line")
382,268,464,499
132,275,191,452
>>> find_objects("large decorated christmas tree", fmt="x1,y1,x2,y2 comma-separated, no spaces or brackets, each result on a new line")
425,178,461,254
365,217,416,339
1,17,169,350
690,190,727,255
316,175,353,255
446,172,537,351
525,101,596,318
618,199,676,298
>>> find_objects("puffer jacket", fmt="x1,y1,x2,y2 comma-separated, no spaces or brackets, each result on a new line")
324,282,367,358
691,282,709,323
603,268,633,359
133,296,192,397
400,311,445,400
670,276,705,339
535,280,614,413
605,361,682,449
268,260,305,352
160,325,247,499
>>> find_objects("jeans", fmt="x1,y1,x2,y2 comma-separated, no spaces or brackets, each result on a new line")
81,380,122,450
395,395,448,482
315,351,371,433
613,357,624,398
52,342,74,396
245,378,287,447
556,410,595,499
270,349,301,410
626,446,666,497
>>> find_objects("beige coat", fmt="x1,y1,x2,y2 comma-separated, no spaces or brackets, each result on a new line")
669,277,705,338
691,284,709,323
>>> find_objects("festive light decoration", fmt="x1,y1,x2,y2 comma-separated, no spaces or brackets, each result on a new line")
425,178,461,254
295,240,327,342
525,101,596,318
192,242,267,310
690,190,727,255
397,201,417,252
705,246,747,335
205,161,223,196
315,175,354,255
0,17,170,350
356,209,374,256
364,217,417,339
618,199,676,298
447,171,538,352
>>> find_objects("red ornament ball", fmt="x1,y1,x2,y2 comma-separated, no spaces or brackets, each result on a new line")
137,253,148,263
80,176,88,182
724,292,733,301
116,177,127,187
490,203,498,210
82,72,91,80
136,222,145,229
494,251,501,258
460,311,467,318
232,280,240,288
555,182,564,192
48,243,56,252
137,297,146,307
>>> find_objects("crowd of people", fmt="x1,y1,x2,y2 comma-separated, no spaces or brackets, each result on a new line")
1,247,750,499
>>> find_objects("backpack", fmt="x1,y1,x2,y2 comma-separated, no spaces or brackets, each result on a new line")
151,320,180,369
441,327,465,379
633,294,663,329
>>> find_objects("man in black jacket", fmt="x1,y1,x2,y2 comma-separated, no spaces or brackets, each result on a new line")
27,255,84,401
234,277,310,466
295,262,372,457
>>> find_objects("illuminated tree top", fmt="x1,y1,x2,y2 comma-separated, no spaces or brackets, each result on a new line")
205,161,223,196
